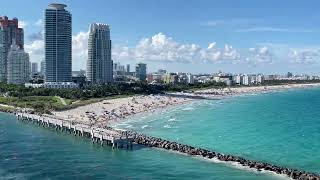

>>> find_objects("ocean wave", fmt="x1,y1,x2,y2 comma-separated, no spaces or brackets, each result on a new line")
163,124,178,129
0,168,28,180
141,125,149,129
181,107,195,111
154,148,289,180
168,118,178,122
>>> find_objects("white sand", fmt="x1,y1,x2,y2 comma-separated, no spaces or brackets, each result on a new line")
178,83,320,99
54,83,320,127
54,95,192,127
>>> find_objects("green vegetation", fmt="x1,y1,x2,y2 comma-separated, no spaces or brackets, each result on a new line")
0,79,319,113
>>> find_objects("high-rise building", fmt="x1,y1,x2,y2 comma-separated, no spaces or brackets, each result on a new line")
0,16,24,82
126,64,130,73
40,60,46,76
87,23,113,83
45,3,72,82
135,63,147,81
7,42,30,84
31,62,38,75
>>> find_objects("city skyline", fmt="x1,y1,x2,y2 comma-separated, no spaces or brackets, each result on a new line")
1,0,320,74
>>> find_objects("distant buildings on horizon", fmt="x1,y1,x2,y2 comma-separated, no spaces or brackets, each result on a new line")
2,3,320,88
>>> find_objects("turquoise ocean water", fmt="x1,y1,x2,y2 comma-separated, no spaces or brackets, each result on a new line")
1,88,320,179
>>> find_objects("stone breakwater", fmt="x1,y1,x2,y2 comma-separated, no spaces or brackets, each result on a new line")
118,130,320,180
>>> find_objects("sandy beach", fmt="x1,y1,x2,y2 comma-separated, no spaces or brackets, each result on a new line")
54,83,320,127
174,83,320,99
54,95,192,127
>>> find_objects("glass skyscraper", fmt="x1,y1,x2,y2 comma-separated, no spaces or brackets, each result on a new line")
45,3,72,82
135,63,147,81
87,23,113,84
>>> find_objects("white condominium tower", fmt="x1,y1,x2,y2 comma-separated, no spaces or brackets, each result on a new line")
87,23,113,84
7,42,30,84
45,3,72,82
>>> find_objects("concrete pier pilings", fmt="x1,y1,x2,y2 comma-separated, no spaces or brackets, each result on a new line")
16,113,133,150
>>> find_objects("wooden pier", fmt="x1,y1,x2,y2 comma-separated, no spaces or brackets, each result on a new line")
16,113,133,149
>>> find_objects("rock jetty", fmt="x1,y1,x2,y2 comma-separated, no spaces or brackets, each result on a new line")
118,130,320,180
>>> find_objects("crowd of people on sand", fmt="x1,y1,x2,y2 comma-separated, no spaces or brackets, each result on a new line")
55,83,320,127
55,94,191,128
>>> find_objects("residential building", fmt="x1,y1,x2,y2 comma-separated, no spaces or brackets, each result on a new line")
187,74,194,84
243,74,251,85
147,73,154,83
257,74,264,84
0,16,24,82
87,23,113,83
126,64,130,73
158,69,167,75
45,3,72,82
7,43,30,84
31,62,38,75
235,74,242,85
40,60,45,76
135,63,147,81
163,73,178,84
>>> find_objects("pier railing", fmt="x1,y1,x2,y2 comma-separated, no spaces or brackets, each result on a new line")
16,112,133,149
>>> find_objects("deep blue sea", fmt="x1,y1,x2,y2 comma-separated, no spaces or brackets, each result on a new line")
1,88,320,179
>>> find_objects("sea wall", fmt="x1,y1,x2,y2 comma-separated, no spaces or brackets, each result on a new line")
119,130,320,180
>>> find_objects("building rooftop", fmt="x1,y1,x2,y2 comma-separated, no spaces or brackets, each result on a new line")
48,3,67,10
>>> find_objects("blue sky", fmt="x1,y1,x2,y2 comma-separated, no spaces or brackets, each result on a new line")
1,0,320,74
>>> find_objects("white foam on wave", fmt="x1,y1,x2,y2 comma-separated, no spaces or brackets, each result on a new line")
164,124,177,129
168,118,179,122
141,125,149,129
182,107,195,111
154,148,290,180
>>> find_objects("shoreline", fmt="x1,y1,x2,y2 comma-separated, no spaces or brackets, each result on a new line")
7,83,320,180
53,83,320,128
169,83,320,100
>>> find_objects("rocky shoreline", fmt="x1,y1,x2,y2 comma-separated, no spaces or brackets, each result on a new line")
118,129,320,180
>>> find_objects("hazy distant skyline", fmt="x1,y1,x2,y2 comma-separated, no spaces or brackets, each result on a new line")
1,0,320,74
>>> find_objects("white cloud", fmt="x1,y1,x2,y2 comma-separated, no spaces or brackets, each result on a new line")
35,19,43,27
114,33,243,64
19,21,28,29
25,40,44,63
236,27,317,33
288,49,320,64
72,31,89,70
247,46,273,64
24,31,281,69
200,18,260,27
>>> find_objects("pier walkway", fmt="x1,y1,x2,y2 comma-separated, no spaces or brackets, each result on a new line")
16,112,133,149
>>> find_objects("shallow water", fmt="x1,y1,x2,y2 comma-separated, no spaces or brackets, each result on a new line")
114,88,320,175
